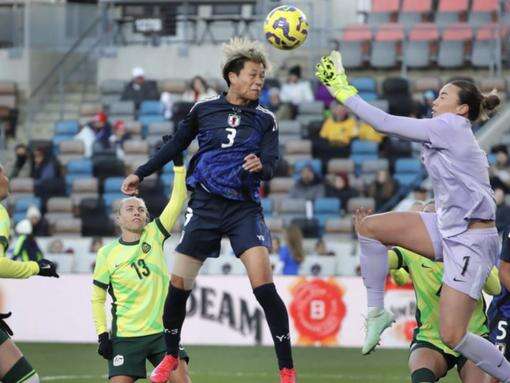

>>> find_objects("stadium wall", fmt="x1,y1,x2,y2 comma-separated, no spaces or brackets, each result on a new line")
0,275,417,349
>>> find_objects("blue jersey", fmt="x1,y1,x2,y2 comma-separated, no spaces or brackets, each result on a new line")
488,227,510,325
135,94,279,202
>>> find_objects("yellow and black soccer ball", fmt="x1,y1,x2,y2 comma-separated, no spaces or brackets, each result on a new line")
263,5,309,50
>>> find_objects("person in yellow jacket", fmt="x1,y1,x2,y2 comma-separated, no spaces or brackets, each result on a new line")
0,164,58,383
91,151,191,383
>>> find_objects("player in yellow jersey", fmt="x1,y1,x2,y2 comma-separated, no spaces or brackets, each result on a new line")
91,151,191,383
0,164,58,383
356,202,497,382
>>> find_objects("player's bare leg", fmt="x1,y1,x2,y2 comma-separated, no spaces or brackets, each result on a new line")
168,360,192,383
0,339,39,382
240,246,296,383
441,285,510,382
460,360,493,383
354,208,436,354
408,348,447,382
111,376,135,383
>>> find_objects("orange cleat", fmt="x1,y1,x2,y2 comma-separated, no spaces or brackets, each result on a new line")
150,354,178,383
279,368,297,383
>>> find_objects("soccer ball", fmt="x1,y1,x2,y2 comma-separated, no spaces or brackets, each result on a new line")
263,5,309,50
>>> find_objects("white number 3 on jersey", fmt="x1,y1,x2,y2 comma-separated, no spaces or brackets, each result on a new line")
221,128,237,148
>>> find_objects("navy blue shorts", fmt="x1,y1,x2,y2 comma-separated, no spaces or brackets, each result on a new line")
176,186,272,261
488,308,510,361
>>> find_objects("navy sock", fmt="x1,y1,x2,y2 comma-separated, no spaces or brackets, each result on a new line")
253,283,294,370
163,284,191,357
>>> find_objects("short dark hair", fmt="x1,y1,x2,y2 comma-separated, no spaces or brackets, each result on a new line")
222,57,250,87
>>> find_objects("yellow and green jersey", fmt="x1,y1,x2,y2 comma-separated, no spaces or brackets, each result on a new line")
0,204,10,255
389,246,489,357
93,219,171,338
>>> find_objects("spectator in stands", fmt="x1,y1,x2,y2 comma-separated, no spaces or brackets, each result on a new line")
26,205,49,237
110,120,130,159
279,65,314,106
325,173,359,209
315,237,335,256
12,219,43,262
495,187,510,233
181,76,217,103
279,225,305,275
395,186,428,212
489,145,510,191
315,83,335,108
290,165,325,200
367,170,399,210
121,67,160,111
31,146,60,186
320,101,357,146
357,121,384,143
271,236,281,255
417,90,437,118
89,237,103,253
46,239,74,254
75,122,96,158
10,144,31,178
266,88,292,121
91,112,112,152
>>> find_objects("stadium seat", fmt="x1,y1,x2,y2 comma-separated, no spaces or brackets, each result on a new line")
51,218,82,236
361,159,389,174
294,159,322,177
54,120,79,136
478,77,507,93
278,198,307,224
471,24,508,68
324,217,353,234
327,159,355,174
347,197,376,213
45,197,74,224
395,158,422,173
79,103,102,118
261,198,273,216
100,79,125,95
266,217,284,233
299,256,337,277
413,77,442,93
298,101,324,115
399,0,433,28
71,178,99,206
139,101,164,116
104,177,124,193
138,115,166,129
67,159,93,175
58,140,85,165
367,0,400,25
436,0,469,27
123,140,149,155
124,121,143,138
9,178,34,196
438,23,473,68
279,120,302,142
394,173,421,186
351,140,378,155
109,101,135,116
148,121,173,136
370,23,404,68
314,198,341,227
350,77,378,101
339,24,372,68
103,193,124,213
14,196,41,214
469,0,499,27
404,23,439,68
285,139,312,155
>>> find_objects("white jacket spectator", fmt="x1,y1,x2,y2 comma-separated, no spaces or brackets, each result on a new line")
75,125,96,157
280,65,314,105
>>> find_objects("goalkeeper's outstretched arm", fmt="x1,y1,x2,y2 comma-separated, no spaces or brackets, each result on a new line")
159,165,187,234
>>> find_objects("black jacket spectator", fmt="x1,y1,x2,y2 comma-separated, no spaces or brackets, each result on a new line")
121,67,160,110
325,173,359,209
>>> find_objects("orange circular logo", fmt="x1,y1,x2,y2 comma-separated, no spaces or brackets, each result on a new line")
289,278,346,345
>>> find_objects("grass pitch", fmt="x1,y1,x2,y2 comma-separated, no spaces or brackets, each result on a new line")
18,343,461,382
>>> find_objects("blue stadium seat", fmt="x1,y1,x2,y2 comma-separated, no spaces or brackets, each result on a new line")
395,158,422,173
13,212,27,225
487,153,496,166
314,198,341,214
261,198,272,216
53,134,74,152
65,174,91,192
138,115,166,127
139,101,164,116
350,77,378,101
394,173,420,186
350,154,378,166
55,120,79,136
67,159,93,175
103,193,125,213
294,159,322,177
351,140,378,155
14,197,41,213
104,177,124,193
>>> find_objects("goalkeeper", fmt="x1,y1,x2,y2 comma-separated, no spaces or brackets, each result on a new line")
0,164,59,383
91,150,191,383
355,205,498,383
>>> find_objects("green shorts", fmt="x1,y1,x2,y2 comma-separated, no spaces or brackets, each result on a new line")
108,333,189,380
0,328,10,345
410,340,467,374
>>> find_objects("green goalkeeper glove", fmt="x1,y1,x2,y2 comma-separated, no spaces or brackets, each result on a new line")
315,50,358,103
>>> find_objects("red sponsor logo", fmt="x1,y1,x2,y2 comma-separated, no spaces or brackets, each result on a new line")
289,278,346,346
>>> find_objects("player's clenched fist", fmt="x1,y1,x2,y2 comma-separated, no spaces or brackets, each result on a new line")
121,174,140,196
243,153,263,173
